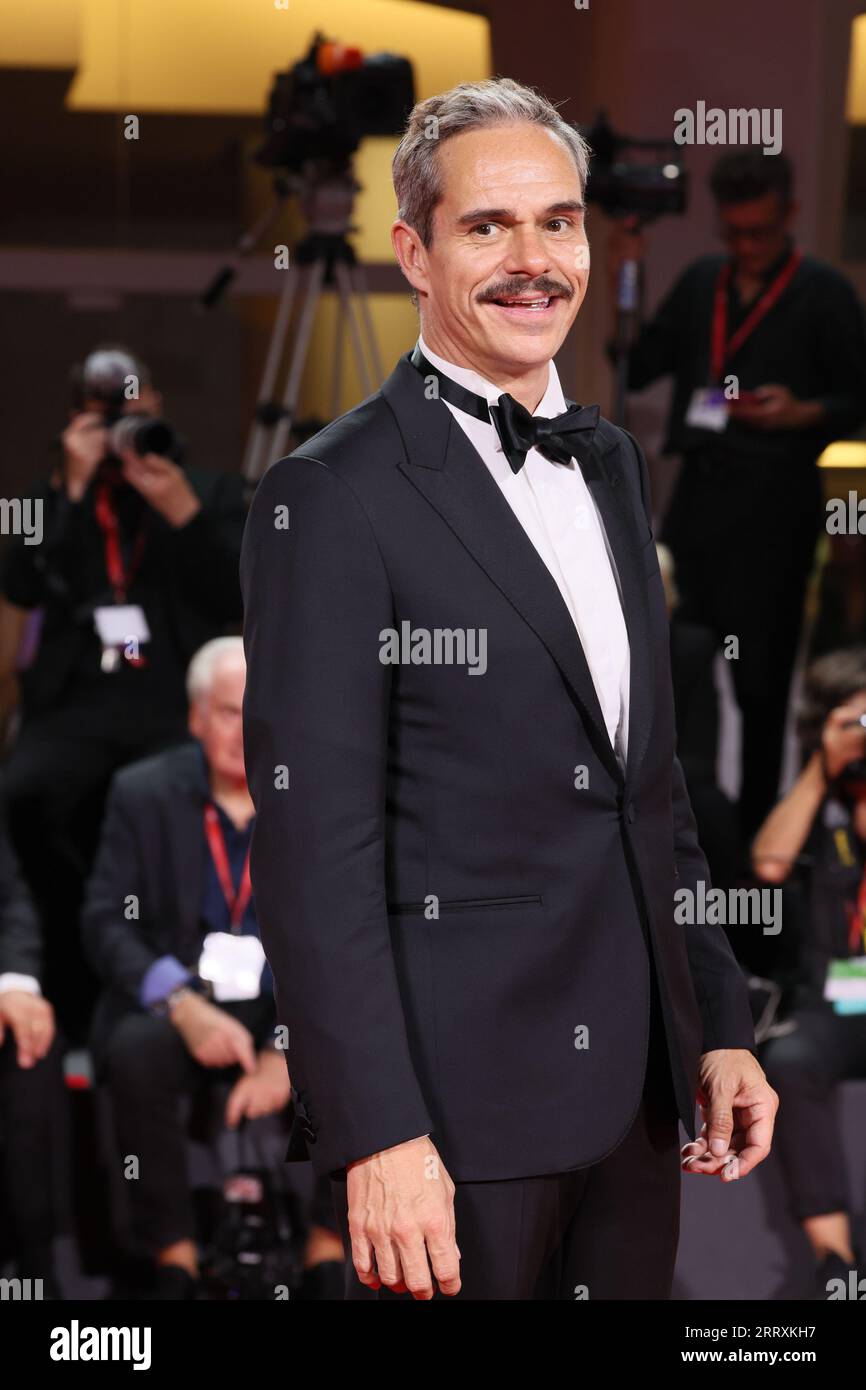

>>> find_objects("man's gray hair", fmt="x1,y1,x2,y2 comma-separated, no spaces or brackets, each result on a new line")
186,636,245,707
392,77,591,248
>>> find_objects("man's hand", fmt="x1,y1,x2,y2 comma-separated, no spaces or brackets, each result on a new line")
681,1048,778,1181
170,993,257,1073
119,450,201,528
224,1047,292,1129
59,411,109,501
346,1135,461,1300
0,990,55,1068
729,384,823,431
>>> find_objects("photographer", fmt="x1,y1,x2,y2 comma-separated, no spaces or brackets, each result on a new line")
609,151,866,848
0,345,246,1039
752,647,866,1295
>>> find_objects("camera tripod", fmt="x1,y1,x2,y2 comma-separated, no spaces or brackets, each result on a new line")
201,168,385,486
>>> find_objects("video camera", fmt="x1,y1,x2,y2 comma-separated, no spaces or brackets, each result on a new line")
582,111,688,221
256,32,415,176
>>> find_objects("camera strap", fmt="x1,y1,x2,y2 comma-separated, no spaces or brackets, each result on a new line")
709,248,802,383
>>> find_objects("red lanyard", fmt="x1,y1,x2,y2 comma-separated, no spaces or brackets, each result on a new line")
709,249,802,384
93,477,148,604
203,803,253,933
846,866,866,955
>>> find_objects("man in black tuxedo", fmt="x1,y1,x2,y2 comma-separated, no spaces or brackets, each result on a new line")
241,77,778,1301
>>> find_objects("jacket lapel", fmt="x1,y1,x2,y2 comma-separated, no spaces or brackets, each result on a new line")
577,434,655,791
384,354,654,792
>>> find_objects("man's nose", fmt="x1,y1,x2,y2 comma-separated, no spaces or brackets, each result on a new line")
503,226,550,277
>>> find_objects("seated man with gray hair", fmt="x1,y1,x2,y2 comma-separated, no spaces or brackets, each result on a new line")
82,637,343,1298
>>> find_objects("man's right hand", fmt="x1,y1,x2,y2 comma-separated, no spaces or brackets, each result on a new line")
59,410,108,501
169,992,257,1073
346,1134,461,1300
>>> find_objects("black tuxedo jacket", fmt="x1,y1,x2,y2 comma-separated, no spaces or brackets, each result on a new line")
240,351,756,1182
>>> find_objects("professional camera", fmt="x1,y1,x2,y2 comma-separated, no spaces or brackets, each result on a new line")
255,32,415,176
830,713,866,799
582,111,688,221
80,347,185,463
199,1167,303,1300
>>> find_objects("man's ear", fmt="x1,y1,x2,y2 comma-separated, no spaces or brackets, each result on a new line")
391,219,430,299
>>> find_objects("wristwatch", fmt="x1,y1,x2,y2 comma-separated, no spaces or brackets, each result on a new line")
151,977,209,1017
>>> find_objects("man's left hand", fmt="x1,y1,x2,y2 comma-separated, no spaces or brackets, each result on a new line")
224,1047,292,1130
729,384,822,431
0,991,55,1068
681,1048,778,1182
120,450,201,527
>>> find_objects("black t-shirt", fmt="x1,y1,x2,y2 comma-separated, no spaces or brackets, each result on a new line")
790,796,866,1007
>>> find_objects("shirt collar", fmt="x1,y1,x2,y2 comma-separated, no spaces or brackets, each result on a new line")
728,237,797,290
194,740,255,834
417,333,566,419
761,237,796,281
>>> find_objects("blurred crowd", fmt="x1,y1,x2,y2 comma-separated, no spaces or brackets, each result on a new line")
0,349,343,1299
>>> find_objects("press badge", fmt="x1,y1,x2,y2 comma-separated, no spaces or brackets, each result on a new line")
685,388,729,433
93,604,151,648
823,958,866,1015
198,931,266,1002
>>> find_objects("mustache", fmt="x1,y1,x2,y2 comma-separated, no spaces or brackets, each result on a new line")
477,275,574,303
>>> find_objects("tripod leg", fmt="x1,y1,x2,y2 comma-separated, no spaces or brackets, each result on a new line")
349,265,384,385
242,267,300,484
331,301,345,420
269,258,326,465
333,260,372,398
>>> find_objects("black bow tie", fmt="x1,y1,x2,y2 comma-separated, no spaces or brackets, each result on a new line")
410,346,599,474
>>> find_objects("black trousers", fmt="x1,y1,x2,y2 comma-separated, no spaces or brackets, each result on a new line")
760,1002,866,1221
1,696,187,1041
103,998,337,1255
0,1032,64,1275
330,964,682,1300
661,451,822,847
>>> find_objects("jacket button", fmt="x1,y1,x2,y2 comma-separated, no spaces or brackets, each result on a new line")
625,800,636,823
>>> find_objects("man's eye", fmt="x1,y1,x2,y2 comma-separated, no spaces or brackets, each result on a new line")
472,223,496,236
547,219,571,232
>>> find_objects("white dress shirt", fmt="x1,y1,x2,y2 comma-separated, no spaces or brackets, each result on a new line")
418,335,630,772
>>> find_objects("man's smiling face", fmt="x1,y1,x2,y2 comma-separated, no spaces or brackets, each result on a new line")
393,121,590,387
